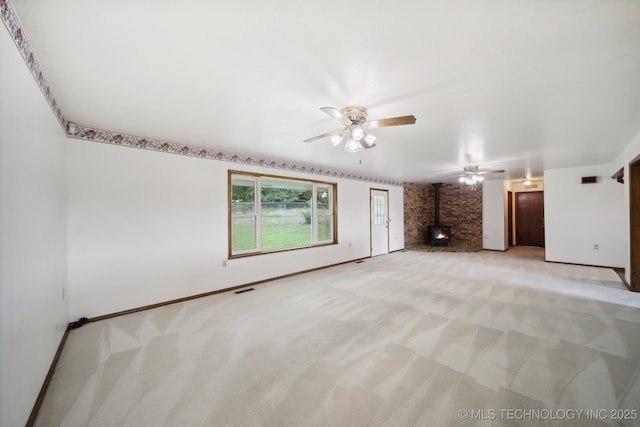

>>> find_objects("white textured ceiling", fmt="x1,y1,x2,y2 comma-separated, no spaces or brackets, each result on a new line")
10,0,640,183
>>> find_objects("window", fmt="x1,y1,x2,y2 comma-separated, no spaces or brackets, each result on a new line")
372,194,386,225
229,171,337,257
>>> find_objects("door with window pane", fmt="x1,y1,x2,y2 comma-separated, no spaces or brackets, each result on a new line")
370,189,389,256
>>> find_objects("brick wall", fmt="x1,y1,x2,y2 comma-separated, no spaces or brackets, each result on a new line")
403,183,432,246
404,182,483,248
437,183,483,248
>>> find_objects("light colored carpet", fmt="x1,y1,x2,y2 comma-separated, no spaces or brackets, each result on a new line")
35,248,640,426
405,242,482,253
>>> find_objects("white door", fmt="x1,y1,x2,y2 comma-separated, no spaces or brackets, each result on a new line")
370,189,389,256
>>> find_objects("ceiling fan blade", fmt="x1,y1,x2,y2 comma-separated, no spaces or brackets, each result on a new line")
366,115,416,129
303,129,344,143
477,169,505,175
320,107,350,125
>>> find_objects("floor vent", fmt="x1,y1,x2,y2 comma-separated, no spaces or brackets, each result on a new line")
234,288,255,294
355,260,365,264
70,317,90,329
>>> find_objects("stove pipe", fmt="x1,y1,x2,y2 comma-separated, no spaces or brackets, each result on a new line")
434,183,441,226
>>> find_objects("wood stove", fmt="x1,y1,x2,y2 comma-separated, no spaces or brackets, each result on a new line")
425,183,452,247
427,225,451,246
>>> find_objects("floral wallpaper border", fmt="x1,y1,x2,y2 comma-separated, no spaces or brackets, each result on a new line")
2,0,401,186
1,0,65,127
72,127,403,186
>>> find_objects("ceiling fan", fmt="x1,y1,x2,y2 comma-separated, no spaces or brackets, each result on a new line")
304,106,416,152
458,165,505,185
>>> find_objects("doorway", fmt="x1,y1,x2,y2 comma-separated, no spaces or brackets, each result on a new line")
631,157,640,291
516,191,545,247
370,189,389,256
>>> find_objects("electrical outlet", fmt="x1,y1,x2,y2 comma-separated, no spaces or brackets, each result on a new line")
222,259,228,267
62,288,65,300
593,244,599,250
349,242,352,247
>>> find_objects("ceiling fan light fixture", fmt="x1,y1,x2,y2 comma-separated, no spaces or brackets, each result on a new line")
363,134,376,147
459,171,483,185
351,126,365,141
522,176,531,185
304,106,416,152
344,138,363,153
457,165,504,186
330,134,344,146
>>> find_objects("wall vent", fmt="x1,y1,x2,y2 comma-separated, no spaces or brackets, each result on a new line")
581,176,598,184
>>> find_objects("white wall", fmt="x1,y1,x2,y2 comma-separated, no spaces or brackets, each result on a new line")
544,164,625,267
68,140,404,319
611,131,640,283
0,30,68,426
482,180,508,251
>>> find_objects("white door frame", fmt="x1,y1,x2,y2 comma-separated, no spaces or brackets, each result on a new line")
370,188,389,256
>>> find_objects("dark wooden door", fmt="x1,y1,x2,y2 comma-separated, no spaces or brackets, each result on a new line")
631,157,640,291
516,191,545,247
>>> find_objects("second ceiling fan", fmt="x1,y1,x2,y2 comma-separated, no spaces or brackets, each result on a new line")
457,165,505,185
304,106,416,152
